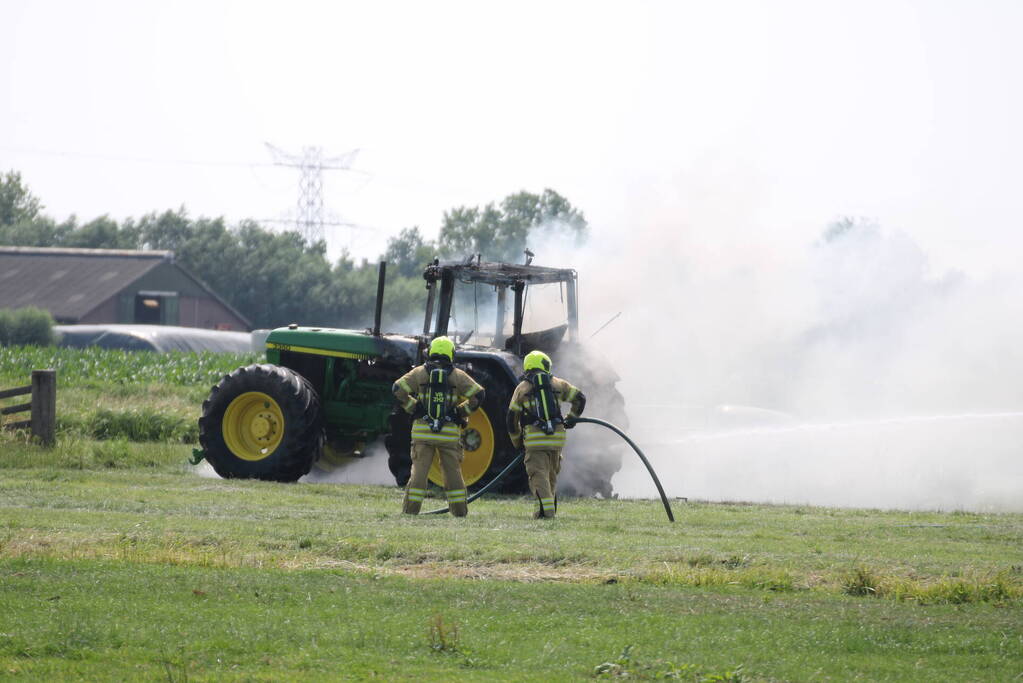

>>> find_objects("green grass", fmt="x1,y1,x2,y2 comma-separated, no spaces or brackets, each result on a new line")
0,346,258,444
5,556,1017,681
1,435,1022,680
1,348,1021,679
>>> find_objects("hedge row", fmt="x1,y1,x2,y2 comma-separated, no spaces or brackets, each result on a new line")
0,307,55,346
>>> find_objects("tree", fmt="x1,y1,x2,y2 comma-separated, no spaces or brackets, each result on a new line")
0,172,591,332
0,171,43,227
383,227,436,278
64,215,139,249
437,188,588,262
137,208,196,252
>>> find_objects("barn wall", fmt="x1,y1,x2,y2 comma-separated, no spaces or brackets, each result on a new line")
177,295,249,331
79,262,249,330
78,297,118,324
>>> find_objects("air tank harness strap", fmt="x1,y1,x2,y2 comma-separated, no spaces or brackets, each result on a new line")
528,370,563,435
424,364,454,432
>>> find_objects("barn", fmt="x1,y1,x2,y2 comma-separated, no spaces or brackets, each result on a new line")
0,246,250,331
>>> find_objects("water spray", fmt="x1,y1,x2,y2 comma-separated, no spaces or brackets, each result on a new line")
425,417,675,521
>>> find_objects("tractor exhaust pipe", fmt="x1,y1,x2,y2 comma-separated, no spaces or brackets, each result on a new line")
372,261,387,336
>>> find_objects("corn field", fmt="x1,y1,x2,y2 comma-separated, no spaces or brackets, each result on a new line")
0,346,259,387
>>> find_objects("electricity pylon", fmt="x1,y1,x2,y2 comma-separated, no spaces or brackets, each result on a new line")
264,143,360,243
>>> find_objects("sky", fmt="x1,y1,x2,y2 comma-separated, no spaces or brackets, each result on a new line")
3,0,1023,273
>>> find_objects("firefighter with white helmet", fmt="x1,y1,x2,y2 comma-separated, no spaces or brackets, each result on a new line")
392,336,484,516
506,350,586,518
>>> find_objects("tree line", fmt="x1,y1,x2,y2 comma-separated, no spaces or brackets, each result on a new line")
0,171,588,330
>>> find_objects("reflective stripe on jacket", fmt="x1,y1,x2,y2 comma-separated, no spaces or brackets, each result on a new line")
410,420,461,444
507,374,583,449
523,424,567,450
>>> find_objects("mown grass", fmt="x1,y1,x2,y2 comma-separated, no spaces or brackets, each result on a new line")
1,348,1022,679
2,435,1023,680
8,556,1018,682
2,445,1020,604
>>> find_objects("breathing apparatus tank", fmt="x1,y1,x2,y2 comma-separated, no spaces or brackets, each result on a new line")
423,363,453,432
423,336,456,433
523,350,563,435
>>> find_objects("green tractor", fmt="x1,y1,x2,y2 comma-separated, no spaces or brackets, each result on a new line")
197,259,627,496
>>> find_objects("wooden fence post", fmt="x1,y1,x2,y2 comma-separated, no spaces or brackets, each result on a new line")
30,369,56,446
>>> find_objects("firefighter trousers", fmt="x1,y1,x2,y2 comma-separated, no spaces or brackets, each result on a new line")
523,448,561,518
403,440,468,516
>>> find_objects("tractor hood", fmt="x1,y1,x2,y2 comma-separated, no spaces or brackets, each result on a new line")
264,326,421,365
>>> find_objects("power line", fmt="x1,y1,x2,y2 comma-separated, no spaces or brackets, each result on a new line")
264,143,361,244
2,142,380,239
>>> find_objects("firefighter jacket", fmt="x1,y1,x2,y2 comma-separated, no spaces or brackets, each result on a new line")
392,364,484,445
506,374,585,451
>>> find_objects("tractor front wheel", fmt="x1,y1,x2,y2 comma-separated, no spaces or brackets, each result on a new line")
199,364,323,482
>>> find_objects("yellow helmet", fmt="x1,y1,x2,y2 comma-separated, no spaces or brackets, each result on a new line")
523,350,552,373
428,336,455,361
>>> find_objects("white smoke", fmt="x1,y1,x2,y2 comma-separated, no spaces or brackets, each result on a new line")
563,211,1023,512
191,444,397,485
300,442,397,486
192,211,1023,512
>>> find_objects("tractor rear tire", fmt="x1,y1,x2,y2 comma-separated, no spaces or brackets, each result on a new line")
559,382,627,497
551,345,629,498
463,366,526,494
384,409,412,487
199,364,323,482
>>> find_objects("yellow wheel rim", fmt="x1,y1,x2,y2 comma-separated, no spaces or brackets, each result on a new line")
223,391,285,461
428,406,495,487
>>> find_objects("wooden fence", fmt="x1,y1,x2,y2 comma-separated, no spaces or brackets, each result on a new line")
0,369,56,446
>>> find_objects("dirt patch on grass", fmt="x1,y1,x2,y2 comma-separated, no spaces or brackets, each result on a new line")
309,558,616,582
396,562,613,582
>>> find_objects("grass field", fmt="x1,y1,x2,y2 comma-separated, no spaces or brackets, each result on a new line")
1,348,1022,680
0,346,259,443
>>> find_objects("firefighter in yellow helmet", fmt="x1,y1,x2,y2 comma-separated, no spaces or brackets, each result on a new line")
391,336,485,516
506,350,586,519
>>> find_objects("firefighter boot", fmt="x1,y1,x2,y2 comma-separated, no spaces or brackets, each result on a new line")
539,495,556,518
403,486,427,515
403,442,436,515
437,444,468,517
447,488,468,517
525,449,558,518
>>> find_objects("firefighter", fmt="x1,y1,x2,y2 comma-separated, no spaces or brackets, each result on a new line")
392,336,485,517
506,350,586,519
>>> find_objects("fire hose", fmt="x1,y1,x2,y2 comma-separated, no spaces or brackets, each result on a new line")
424,416,674,522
